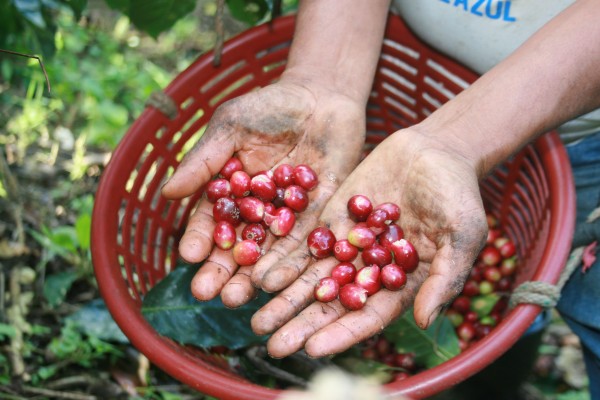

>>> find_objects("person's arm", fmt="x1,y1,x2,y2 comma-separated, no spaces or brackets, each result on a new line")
252,0,600,358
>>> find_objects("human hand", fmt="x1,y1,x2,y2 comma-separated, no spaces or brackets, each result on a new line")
250,128,489,358
161,81,366,307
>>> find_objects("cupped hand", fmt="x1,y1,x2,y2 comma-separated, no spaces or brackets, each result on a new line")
250,128,490,358
161,80,366,307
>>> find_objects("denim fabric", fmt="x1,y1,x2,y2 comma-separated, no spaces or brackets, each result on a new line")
556,131,600,398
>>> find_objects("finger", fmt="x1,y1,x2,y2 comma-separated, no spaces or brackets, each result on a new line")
191,246,238,301
266,299,348,358
413,239,483,329
251,257,339,335
220,266,259,308
220,233,277,307
162,118,236,199
178,199,216,263
303,286,419,358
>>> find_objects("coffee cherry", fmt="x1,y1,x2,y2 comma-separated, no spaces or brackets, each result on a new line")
213,197,241,226
355,265,381,296
456,321,477,342
307,227,337,259
251,174,277,202
479,245,501,266
267,207,296,237
494,237,516,258
500,256,517,276
380,264,407,291
314,277,340,303
293,164,318,191
361,243,393,267
241,223,266,245
273,164,295,188
333,239,359,262
451,296,471,314
229,170,251,197
366,208,390,235
232,239,261,266
339,284,368,310
378,223,404,249
347,195,373,222
205,178,231,203
238,196,265,223
389,239,419,273
219,157,243,179
462,279,480,297
213,221,237,250
283,185,309,212
347,223,377,249
330,262,357,286
374,202,400,222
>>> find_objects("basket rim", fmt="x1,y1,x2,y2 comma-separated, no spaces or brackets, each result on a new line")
91,13,576,400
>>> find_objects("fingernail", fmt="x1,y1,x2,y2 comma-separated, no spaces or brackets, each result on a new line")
424,306,443,329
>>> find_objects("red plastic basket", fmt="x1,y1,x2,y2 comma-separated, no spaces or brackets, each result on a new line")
92,13,575,399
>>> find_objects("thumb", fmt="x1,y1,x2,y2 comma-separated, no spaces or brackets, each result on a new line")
412,239,483,329
161,126,236,199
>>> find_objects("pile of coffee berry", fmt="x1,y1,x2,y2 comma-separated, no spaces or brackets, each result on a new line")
445,213,518,351
311,195,419,311
206,157,318,266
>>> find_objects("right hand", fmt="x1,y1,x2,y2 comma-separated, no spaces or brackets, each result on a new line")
161,80,367,308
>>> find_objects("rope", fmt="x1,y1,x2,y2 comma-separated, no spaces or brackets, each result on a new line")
508,204,600,309
509,246,585,310
145,91,178,120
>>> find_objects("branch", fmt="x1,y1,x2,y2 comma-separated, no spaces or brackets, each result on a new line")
0,48,51,93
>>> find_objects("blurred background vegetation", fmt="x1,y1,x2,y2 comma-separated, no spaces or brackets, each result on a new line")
0,0,591,399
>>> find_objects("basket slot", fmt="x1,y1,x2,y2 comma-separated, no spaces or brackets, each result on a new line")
200,60,248,94
209,74,256,108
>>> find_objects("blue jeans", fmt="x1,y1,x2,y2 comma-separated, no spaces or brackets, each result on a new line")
556,131,600,399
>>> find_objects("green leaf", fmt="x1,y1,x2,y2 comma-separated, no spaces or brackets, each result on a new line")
226,0,270,25
43,270,78,307
74,213,91,250
142,264,273,349
0,323,17,339
383,310,460,369
67,298,129,343
104,0,196,38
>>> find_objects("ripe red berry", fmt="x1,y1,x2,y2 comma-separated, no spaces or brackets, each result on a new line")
347,223,377,249
355,265,381,296
205,178,231,203
483,266,502,283
394,353,416,372
251,174,277,202
389,239,419,273
314,277,340,303
273,164,295,188
293,164,318,191
495,276,513,292
229,170,252,197
451,296,471,314
213,221,237,250
361,243,393,267
494,237,517,258
283,185,309,212
456,321,477,342
500,256,518,276
374,202,400,222
307,227,337,259
347,195,373,222
232,239,261,266
213,197,241,226
238,196,265,223
267,207,296,237
380,264,407,291
366,208,390,235
272,187,286,208
339,283,368,310
219,157,243,179
486,228,503,244
333,239,359,262
462,279,480,297
241,223,267,245
378,223,404,249
479,245,501,266
330,262,357,286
